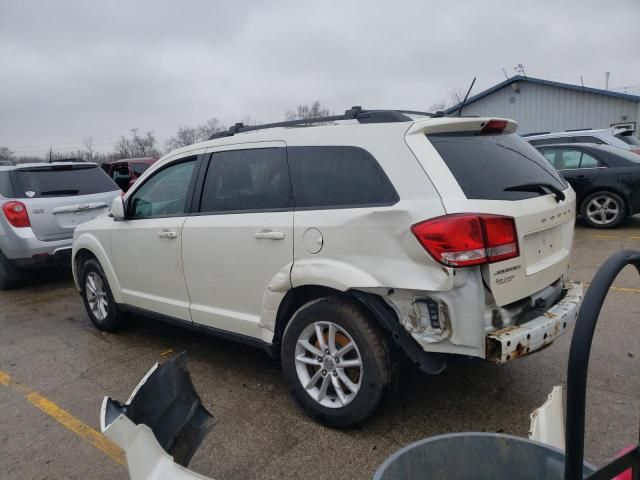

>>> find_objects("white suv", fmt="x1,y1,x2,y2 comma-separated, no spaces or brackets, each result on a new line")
72,108,583,427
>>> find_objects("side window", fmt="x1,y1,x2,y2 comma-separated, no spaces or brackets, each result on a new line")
288,146,398,209
542,149,582,170
199,148,291,213
579,152,600,168
129,157,197,219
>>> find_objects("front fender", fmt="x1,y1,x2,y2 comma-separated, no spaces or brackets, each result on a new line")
72,232,123,304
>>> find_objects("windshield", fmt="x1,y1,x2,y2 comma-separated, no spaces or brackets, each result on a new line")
11,164,119,198
428,133,567,201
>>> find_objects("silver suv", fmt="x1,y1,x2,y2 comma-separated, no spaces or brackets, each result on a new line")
0,162,121,288
524,126,640,154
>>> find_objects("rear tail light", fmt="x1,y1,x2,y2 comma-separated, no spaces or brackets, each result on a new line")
481,119,508,135
2,201,31,228
631,148,640,155
411,214,519,267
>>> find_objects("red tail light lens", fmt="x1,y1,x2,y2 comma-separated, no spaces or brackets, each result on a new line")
411,214,519,267
2,201,31,228
481,119,508,135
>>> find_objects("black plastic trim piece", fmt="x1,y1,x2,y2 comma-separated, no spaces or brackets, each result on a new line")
350,290,448,375
119,304,275,356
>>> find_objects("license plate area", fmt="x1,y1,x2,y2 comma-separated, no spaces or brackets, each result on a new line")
523,222,570,277
55,208,106,229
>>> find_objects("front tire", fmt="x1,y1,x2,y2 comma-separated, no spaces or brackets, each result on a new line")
281,296,395,428
581,191,626,228
80,258,127,331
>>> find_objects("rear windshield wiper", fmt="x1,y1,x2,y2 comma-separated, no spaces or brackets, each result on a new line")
39,189,80,196
504,183,565,203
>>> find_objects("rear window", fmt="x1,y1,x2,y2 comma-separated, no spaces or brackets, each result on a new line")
131,163,151,176
528,137,570,146
11,164,119,198
428,133,567,201
615,133,640,146
287,146,399,209
0,172,13,197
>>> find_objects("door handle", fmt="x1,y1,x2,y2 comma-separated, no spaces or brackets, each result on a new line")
158,230,178,239
254,231,285,240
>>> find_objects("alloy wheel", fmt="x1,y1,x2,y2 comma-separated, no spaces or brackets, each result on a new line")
585,195,620,226
86,272,109,321
294,321,363,408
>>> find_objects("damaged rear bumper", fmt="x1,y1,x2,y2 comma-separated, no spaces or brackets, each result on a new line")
486,281,583,363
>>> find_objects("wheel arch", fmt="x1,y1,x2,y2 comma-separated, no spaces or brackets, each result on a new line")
72,234,123,303
580,186,631,217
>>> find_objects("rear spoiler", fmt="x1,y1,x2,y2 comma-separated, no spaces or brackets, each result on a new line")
406,117,518,136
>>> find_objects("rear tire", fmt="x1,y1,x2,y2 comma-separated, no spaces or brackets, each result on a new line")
281,296,396,428
0,251,21,290
80,258,127,331
580,191,626,229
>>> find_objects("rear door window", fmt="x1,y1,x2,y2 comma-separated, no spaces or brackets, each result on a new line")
11,164,119,198
428,133,567,201
199,148,291,213
579,152,600,168
287,146,398,209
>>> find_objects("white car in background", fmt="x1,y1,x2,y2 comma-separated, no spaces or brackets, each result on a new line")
524,126,640,154
72,107,583,427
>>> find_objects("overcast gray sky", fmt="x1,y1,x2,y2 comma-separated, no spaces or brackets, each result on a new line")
1,0,639,157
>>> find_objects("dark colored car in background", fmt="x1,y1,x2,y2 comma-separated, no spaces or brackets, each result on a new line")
535,143,640,228
101,157,159,192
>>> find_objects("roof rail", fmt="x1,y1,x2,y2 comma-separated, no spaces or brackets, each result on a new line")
208,107,440,140
565,128,592,132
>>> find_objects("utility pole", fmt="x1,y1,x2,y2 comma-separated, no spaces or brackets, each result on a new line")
49,147,53,163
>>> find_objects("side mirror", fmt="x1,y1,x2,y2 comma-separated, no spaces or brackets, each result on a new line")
110,196,125,221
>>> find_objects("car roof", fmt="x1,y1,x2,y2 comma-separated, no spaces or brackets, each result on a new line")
523,128,623,140
161,115,518,160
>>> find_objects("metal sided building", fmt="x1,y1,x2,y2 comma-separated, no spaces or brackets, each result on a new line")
445,75,640,136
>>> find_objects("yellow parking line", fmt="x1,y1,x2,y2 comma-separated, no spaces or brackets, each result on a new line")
592,234,619,239
629,236,640,240
0,369,125,466
608,285,640,294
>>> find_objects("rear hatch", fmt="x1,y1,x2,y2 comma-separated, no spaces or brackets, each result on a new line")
406,118,575,307
10,163,121,241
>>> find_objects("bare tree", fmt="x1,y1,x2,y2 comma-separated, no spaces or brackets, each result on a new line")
83,136,95,162
0,146,15,162
165,118,227,150
449,88,466,107
428,100,447,112
285,101,333,121
114,129,160,159
197,118,226,140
